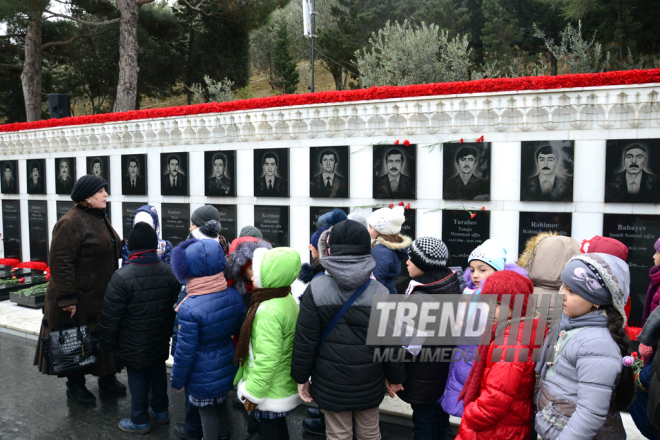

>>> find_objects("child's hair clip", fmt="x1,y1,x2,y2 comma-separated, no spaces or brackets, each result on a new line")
622,356,634,367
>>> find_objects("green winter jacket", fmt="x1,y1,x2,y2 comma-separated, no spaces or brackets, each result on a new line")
234,247,302,413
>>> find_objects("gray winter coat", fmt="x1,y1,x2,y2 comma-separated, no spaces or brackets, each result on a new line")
535,311,625,440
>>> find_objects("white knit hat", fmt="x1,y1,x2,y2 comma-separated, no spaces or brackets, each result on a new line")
368,206,406,235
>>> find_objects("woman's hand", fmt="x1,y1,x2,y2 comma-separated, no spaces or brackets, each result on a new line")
298,381,313,403
62,305,77,317
385,379,404,398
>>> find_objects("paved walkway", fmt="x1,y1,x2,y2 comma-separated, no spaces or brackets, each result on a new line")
0,333,415,440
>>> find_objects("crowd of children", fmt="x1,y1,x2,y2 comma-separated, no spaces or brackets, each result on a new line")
95,204,660,440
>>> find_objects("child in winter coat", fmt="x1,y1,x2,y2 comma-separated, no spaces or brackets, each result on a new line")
170,239,246,440
441,238,523,418
100,224,181,434
234,247,303,440
225,236,273,307
368,206,412,295
456,270,544,440
636,306,660,438
535,253,634,439
643,238,660,326
120,205,173,266
396,237,461,439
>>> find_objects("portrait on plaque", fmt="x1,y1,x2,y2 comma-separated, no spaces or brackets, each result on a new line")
254,149,289,198
443,142,490,201
520,141,574,202
310,146,349,198
160,152,189,196
26,159,46,195
87,156,110,194
205,151,236,197
373,145,416,199
55,157,76,195
121,154,147,196
605,139,660,203
1,160,18,194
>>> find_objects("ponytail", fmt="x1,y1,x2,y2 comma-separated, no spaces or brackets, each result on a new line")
603,305,635,411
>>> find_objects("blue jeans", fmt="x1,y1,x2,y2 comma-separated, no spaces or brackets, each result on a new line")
411,402,450,440
184,388,203,439
126,363,169,425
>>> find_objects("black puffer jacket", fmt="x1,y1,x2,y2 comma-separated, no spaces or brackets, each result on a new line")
397,269,461,405
291,254,406,412
638,307,660,435
100,252,181,370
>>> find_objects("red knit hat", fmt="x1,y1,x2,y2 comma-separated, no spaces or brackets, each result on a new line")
481,270,534,313
580,236,628,262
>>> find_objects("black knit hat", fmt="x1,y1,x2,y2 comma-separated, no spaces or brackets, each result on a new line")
328,220,371,256
191,205,221,227
71,174,108,203
408,237,449,273
128,222,158,251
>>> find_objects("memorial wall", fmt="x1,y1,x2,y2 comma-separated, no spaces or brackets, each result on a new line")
0,75,659,324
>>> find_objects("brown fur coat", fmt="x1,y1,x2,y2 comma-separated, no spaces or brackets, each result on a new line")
34,204,121,377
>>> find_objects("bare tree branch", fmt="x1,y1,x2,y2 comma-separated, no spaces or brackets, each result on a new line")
42,29,110,49
0,63,23,70
43,10,120,27
178,0,218,16
136,0,156,6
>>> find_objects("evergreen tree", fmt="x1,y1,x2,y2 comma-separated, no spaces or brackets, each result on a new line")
270,21,298,94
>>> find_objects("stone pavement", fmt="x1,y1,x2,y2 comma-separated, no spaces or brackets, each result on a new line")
0,300,648,440
0,333,415,440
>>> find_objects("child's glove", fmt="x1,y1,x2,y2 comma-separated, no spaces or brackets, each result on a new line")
640,343,654,359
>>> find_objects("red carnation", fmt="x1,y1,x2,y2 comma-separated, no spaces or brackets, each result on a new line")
460,138,464,144
398,202,404,206
19,277,25,283
481,206,485,211
470,213,477,219
403,140,410,147
480,135,485,142
406,203,410,209
394,140,400,145
389,204,394,208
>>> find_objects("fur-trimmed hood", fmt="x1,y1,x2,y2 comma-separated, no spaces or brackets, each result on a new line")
372,235,412,252
224,238,272,295
171,238,226,282
517,232,580,292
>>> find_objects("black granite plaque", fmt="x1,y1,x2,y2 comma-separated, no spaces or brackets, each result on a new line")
87,156,111,194
161,203,190,247
161,153,189,196
254,149,289,198
2,200,22,260
122,202,147,241
211,205,238,243
443,142,491,201
206,151,236,197
28,201,48,263
518,212,572,255
605,139,660,204
373,144,417,200
442,209,490,270
1,160,19,194
254,206,289,247
56,201,74,221
310,207,350,237
603,214,660,326
397,209,416,294
26,159,46,195
310,146,350,198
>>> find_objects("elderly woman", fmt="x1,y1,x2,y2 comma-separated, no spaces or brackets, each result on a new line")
34,174,125,405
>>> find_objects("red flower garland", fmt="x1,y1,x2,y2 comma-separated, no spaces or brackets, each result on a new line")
0,258,20,266
1,69,659,133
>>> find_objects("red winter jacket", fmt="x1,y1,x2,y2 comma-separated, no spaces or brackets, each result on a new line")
456,317,545,440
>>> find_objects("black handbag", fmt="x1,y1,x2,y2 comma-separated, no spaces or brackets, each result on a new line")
42,312,100,376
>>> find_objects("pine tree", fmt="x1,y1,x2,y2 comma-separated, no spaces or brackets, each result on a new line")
270,21,299,94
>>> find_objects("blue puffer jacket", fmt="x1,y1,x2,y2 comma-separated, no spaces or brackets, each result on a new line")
169,239,246,399
371,235,412,295
630,364,659,440
121,205,173,266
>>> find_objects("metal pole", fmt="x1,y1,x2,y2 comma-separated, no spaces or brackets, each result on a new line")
310,0,316,93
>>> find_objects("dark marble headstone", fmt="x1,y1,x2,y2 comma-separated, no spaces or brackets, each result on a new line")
161,203,190,247
397,209,416,294
603,214,660,326
2,200,22,260
254,206,289,247
309,207,349,238
212,205,238,243
122,202,147,241
518,212,572,255
56,201,74,221
28,201,48,263
442,209,490,270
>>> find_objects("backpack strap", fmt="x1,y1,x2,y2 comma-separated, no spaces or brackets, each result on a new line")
319,279,371,348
